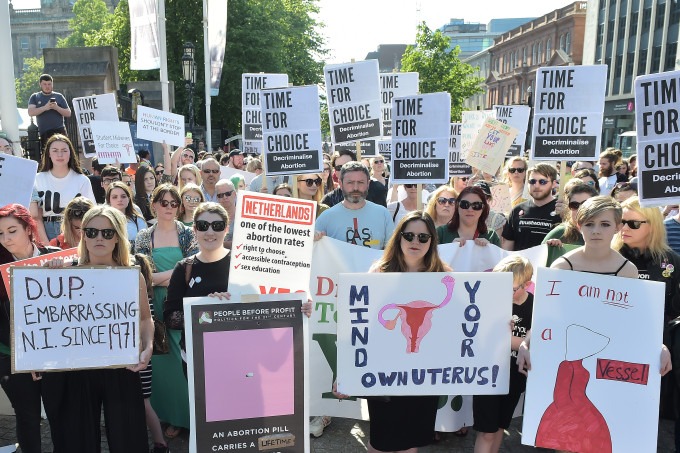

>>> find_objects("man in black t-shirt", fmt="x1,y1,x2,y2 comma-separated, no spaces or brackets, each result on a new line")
502,163,561,251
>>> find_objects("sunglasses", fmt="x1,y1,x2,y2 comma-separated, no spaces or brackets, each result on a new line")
83,227,116,240
299,177,322,187
69,208,88,218
216,190,234,199
584,180,595,187
621,219,648,229
404,184,417,189
182,153,195,160
157,199,180,208
334,165,343,171
155,171,164,176
203,169,220,174
508,167,526,174
528,178,550,186
102,177,121,184
400,232,432,243
195,220,226,232
458,200,484,211
373,160,384,164
184,195,201,203
460,177,469,182
568,201,584,211
436,197,456,206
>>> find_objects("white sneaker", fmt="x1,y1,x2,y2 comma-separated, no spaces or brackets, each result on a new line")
309,416,332,437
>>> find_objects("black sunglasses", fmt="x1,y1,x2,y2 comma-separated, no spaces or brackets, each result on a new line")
568,201,584,211
436,197,456,206
158,200,180,208
459,200,484,210
216,190,234,199
508,167,526,174
373,160,384,164
621,219,648,229
195,220,226,232
400,232,432,243
203,169,220,174
528,178,550,186
299,177,322,187
334,165,343,171
155,170,164,175
404,184,417,189
83,227,116,240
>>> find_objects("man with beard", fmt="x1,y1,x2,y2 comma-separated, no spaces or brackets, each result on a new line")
315,161,394,249
502,163,561,251
215,179,237,248
598,149,625,196
321,150,388,207
226,149,245,170
200,158,221,201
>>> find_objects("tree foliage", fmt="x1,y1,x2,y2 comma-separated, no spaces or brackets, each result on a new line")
401,22,484,121
15,57,45,106
57,0,112,48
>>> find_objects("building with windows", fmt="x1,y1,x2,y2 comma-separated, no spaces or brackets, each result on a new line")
439,18,535,59
463,49,491,111
582,0,680,148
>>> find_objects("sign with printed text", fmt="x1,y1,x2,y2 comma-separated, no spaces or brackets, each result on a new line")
0,248,79,296
324,60,381,144
90,120,137,164
465,118,519,176
261,85,324,175
242,73,289,155
11,267,141,372
376,139,391,162
128,123,154,155
391,92,451,184
522,268,664,452
227,192,316,300
449,122,472,176
136,105,185,147
335,139,376,157
185,295,308,453
634,70,680,206
494,105,530,157
72,93,119,157
380,72,419,136
461,110,496,159
0,154,38,209
531,65,607,160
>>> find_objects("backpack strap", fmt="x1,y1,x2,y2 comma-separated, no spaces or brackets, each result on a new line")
184,254,196,285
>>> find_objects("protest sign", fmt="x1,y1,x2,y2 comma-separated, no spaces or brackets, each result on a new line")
531,65,607,160
465,118,519,176
11,267,141,372
489,183,512,215
261,85,324,175
336,272,512,395
72,93,119,157
335,139,376,157
391,92,451,184
380,72,419,136
376,139,391,162
227,192,316,299
0,154,38,209
324,60,381,144
494,105,531,157
90,120,137,164
242,73,289,155
634,70,680,206
461,110,496,158
522,268,664,452
136,106,185,147
128,123,154,155
0,248,79,296
185,295,308,453
219,166,257,187
449,122,472,176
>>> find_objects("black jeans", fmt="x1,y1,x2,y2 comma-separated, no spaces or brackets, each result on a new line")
0,354,43,453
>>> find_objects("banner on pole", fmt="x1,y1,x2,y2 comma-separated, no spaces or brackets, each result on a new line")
129,0,160,70
207,0,229,96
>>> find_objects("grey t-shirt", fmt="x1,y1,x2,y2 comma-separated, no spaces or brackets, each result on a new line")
28,91,68,133
315,201,394,249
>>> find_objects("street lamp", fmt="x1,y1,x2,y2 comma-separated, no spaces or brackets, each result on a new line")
525,85,534,153
182,42,197,135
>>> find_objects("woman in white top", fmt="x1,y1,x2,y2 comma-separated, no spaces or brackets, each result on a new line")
387,184,419,224
33,134,95,241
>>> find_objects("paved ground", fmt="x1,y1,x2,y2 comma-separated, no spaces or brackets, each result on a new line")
0,415,675,452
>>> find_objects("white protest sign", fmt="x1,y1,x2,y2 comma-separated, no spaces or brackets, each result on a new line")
531,65,607,160
380,72,419,136
219,166,257,187
465,118,519,176
0,154,38,208
489,183,512,215
324,60,381,144
494,105,530,157
634,71,680,206
72,93,119,157
11,267,141,372
261,85,323,175
227,192,316,300
376,139,391,162
334,139,377,158
522,268,664,452
242,73,289,155
90,120,137,164
461,110,495,158
336,272,511,395
449,122,472,177
136,105,185,147
391,92,451,184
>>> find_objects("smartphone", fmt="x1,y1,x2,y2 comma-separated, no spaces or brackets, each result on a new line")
186,132,193,139
49,98,56,103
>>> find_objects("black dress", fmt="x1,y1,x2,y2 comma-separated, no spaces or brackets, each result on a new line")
367,395,439,451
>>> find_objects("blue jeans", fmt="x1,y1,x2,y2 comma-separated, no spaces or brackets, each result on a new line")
44,219,62,241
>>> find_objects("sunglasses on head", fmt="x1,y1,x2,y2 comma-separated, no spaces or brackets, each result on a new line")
568,200,584,211
83,227,116,240
621,219,648,229
508,167,526,174
69,208,88,218
528,178,550,186
184,195,201,203
157,199,180,208
400,232,432,243
195,220,226,232
299,177,322,187
203,169,219,174
404,184,417,189
437,197,456,206
458,200,484,210
216,190,234,199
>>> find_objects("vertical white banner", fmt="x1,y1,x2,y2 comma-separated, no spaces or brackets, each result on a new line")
207,0,228,96
129,0,160,70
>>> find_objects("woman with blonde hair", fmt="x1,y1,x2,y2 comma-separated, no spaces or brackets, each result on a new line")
295,174,330,218
177,164,202,191
503,156,528,208
177,183,204,226
50,196,95,250
425,185,458,228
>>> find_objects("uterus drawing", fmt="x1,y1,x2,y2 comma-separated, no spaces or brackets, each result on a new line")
377,275,455,353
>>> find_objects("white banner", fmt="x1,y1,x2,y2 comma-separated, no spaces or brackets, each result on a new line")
72,93,119,157
380,72,419,136
90,120,137,164
136,106,185,147
242,73,289,154
0,154,38,209
207,0,229,96
129,0,160,70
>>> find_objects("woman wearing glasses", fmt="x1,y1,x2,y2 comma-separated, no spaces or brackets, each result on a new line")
49,197,94,250
134,165,158,222
370,155,389,200
504,157,528,208
177,184,205,226
135,184,198,439
573,168,601,193
436,186,500,247
388,184,419,224
106,182,148,251
425,185,458,228
295,174,330,218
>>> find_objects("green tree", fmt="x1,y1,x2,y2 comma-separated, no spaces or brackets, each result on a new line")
401,22,484,121
15,57,45,106
58,0,113,48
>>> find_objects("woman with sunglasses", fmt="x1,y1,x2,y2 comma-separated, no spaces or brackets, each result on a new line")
135,184,198,439
574,168,601,193
106,182,148,251
504,157,528,208
425,185,458,228
370,155,389,193
178,183,205,226
49,197,95,250
154,164,165,183
387,184,419,224
451,176,469,194
437,186,500,247
322,160,334,194
296,174,330,218
134,165,158,222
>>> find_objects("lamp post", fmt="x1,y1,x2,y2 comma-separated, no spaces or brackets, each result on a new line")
182,42,197,137
525,85,534,154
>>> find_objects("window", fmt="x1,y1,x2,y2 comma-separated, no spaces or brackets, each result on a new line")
566,32,571,53
655,1,666,29
546,38,552,60
630,11,638,35
538,42,543,63
664,42,676,71
19,37,29,50
642,7,652,29
532,43,537,64
618,17,627,38
560,34,565,50
638,48,648,74
39,36,48,49
523,47,527,64
651,45,662,72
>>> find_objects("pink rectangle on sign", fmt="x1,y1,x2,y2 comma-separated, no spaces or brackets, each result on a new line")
203,327,294,421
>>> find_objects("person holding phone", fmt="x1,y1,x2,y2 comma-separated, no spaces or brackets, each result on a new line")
27,74,71,142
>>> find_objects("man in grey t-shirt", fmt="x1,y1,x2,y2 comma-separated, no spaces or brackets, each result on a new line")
28,74,71,142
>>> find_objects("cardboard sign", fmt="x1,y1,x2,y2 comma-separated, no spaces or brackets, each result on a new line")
376,139,391,162
0,154,38,209
461,110,496,158
494,105,530,157
531,65,607,160
242,73,289,155
11,267,141,372
72,93,119,157
261,85,324,175
380,72,419,136
136,105,185,147
449,122,472,176
335,139,377,157
0,248,79,295
90,120,137,164
489,183,512,215
390,92,451,184
634,70,680,206
185,295,308,453
522,268,664,452
465,118,519,176
227,192,316,299
324,60,381,144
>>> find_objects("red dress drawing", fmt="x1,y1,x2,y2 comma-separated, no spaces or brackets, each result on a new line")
535,360,612,453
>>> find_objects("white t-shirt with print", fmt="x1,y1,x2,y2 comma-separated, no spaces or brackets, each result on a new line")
34,169,96,217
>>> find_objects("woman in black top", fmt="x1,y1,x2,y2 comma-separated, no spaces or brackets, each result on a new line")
134,165,158,222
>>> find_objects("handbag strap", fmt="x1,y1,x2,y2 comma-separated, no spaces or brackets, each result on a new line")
184,255,196,285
